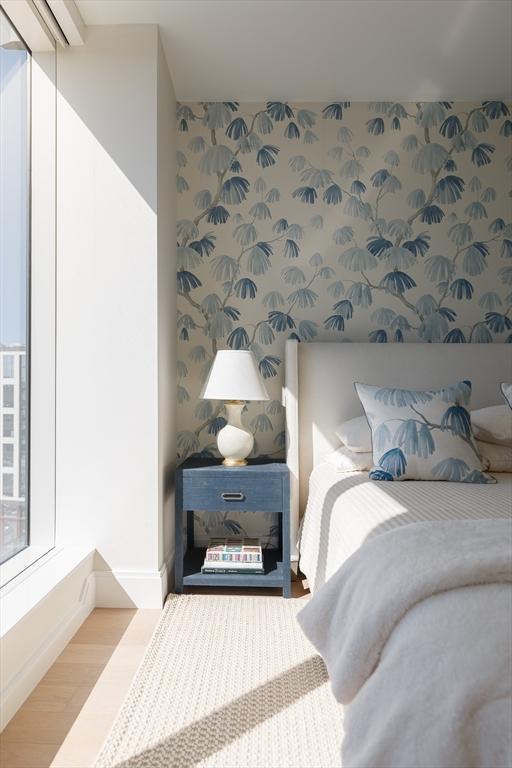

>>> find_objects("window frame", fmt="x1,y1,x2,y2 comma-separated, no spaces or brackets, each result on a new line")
0,8,56,586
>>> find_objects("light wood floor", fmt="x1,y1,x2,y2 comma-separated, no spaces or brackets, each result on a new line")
0,608,161,768
0,582,308,768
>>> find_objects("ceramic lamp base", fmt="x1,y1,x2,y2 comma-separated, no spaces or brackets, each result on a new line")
217,401,253,467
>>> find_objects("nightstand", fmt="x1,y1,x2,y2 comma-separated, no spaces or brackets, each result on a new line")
175,458,291,597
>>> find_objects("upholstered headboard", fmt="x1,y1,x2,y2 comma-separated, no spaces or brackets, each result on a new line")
283,341,512,560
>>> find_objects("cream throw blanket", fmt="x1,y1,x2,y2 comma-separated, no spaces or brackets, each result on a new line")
298,519,512,768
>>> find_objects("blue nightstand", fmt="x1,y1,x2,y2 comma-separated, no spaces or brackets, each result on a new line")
175,458,291,597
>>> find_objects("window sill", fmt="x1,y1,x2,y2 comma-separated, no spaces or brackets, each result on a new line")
0,546,95,638
1,544,56,589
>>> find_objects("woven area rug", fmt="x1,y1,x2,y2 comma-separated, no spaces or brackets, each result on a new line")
95,593,344,768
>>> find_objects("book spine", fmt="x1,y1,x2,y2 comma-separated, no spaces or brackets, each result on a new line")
201,567,264,575
205,553,262,563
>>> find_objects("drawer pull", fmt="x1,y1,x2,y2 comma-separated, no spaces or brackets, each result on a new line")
221,492,245,501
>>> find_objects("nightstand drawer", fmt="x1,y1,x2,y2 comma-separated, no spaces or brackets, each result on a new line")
182,473,283,513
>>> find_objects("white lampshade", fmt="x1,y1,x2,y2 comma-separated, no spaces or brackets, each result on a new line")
201,350,269,401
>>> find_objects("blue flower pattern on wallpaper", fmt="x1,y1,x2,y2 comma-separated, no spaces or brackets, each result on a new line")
177,100,511,461
176,100,510,538
355,380,495,483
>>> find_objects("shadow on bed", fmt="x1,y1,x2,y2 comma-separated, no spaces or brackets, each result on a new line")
359,478,506,545
307,469,510,592
362,509,422,544
315,474,370,588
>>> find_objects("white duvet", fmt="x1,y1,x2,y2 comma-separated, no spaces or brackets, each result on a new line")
298,518,512,768
299,463,512,592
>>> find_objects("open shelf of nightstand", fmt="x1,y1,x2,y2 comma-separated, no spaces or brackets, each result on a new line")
182,547,285,588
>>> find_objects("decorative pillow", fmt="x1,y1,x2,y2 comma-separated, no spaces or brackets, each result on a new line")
471,404,512,446
476,440,512,473
501,383,512,410
334,415,371,453
333,406,512,453
324,446,373,472
354,380,495,483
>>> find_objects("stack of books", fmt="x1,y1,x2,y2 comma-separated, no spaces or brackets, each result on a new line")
201,538,264,574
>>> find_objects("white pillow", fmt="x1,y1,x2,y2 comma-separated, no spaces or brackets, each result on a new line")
476,440,512,473
334,415,371,453
324,446,373,472
471,405,512,446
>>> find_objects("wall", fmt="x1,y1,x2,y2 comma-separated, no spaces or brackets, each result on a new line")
1,27,177,727
157,37,177,574
176,100,511,541
56,25,176,606
177,101,511,449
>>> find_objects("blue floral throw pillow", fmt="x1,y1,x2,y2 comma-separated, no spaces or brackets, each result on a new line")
355,380,495,483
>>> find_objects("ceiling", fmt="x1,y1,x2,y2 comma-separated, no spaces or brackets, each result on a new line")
76,0,512,101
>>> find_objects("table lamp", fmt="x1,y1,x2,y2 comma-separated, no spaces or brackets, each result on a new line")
201,350,269,466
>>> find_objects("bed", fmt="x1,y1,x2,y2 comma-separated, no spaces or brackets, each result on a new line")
299,462,512,593
283,341,512,584
283,341,512,768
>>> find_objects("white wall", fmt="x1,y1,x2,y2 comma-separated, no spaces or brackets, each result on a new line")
1,22,177,731
56,25,176,606
157,37,177,573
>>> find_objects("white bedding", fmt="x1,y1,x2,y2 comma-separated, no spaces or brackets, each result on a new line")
299,463,512,592
298,518,512,768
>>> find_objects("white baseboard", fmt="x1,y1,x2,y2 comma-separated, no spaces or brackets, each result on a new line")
0,559,96,730
94,561,171,609
0,553,174,730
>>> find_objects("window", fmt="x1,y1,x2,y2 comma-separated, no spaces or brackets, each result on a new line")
2,474,13,498
2,384,14,408
1,9,56,581
2,444,13,468
3,414,13,437
2,355,14,378
0,11,30,564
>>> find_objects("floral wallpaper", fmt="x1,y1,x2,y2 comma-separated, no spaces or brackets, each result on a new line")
176,100,511,540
